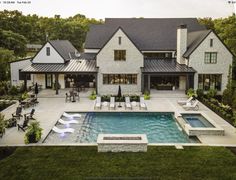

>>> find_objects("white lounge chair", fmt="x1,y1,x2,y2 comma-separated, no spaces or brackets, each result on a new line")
139,97,147,110
109,97,116,110
177,96,193,105
58,119,79,125
52,126,75,133
183,100,199,111
94,96,101,109
63,112,81,118
125,97,132,110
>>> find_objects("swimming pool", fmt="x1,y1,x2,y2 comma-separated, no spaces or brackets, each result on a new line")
182,114,214,128
44,112,198,144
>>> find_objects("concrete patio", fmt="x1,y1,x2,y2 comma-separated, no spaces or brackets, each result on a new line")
0,90,236,146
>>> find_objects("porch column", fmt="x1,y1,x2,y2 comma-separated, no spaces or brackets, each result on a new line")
24,73,27,91
141,74,144,93
148,75,151,92
55,74,59,95
94,74,98,94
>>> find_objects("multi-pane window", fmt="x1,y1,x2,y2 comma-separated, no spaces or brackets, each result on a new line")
46,47,50,56
114,50,126,61
198,74,222,91
204,52,217,64
19,69,31,80
103,74,137,84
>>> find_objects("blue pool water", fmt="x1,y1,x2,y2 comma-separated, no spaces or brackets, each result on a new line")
76,112,196,143
182,114,214,128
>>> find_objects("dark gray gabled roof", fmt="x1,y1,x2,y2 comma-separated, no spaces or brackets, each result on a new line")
79,53,97,60
49,40,78,61
85,18,206,51
142,59,196,73
22,59,97,73
183,30,211,58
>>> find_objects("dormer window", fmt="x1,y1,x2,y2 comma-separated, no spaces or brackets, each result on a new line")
46,47,50,56
118,36,122,45
210,39,213,47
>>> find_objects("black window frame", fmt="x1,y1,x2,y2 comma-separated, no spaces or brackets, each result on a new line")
114,50,126,61
210,39,213,47
198,74,222,91
204,52,217,64
46,47,50,56
103,74,137,85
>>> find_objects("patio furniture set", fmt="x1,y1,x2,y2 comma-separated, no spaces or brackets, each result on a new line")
65,90,80,102
177,96,199,111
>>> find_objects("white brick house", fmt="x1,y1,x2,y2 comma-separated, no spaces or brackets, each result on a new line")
10,18,234,95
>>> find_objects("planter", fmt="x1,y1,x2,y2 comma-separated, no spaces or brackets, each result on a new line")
28,133,38,143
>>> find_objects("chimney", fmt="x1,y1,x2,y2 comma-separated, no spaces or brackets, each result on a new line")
176,24,187,64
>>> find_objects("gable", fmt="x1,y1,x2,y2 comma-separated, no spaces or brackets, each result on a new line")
96,28,143,68
186,31,234,58
32,42,65,64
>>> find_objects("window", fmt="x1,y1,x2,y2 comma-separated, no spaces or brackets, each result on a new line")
46,47,50,56
103,74,137,84
143,52,172,59
114,50,126,61
19,69,31,80
204,52,217,64
198,74,222,91
210,39,213,47
118,37,122,45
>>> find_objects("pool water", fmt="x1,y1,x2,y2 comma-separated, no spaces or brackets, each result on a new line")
44,112,198,144
182,114,214,128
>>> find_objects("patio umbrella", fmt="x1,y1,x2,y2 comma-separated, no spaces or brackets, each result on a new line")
117,85,122,107
34,83,39,98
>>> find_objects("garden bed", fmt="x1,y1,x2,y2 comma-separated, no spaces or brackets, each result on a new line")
0,100,15,111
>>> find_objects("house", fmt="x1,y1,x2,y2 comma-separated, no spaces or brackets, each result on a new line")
10,18,233,95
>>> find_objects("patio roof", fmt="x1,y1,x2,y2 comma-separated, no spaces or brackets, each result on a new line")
21,59,97,73
142,59,196,74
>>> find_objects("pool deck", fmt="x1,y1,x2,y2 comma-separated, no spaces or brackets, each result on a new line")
0,90,236,146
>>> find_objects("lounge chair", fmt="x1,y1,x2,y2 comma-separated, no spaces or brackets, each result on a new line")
125,97,132,110
17,115,29,132
94,96,101,109
25,109,35,120
29,98,39,106
12,106,23,119
139,97,147,110
52,126,74,133
63,112,81,118
183,100,199,111
58,119,79,125
109,97,116,110
177,96,193,105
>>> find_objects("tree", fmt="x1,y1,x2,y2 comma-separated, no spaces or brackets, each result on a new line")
223,65,234,106
0,48,14,81
0,29,27,57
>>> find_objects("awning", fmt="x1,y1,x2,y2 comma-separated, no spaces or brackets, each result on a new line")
142,59,196,74
21,59,97,73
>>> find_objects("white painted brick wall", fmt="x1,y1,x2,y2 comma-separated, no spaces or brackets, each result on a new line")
188,32,233,93
96,29,144,95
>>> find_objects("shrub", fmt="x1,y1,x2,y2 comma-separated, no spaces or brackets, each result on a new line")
144,91,150,100
0,87,6,96
21,92,29,100
206,89,217,99
24,121,43,144
0,113,6,137
89,90,96,100
196,89,204,99
8,86,18,96
187,88,196,98
222,88,233,106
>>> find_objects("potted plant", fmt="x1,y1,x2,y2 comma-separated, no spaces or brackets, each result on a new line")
0,113,6,138
24,121,43,144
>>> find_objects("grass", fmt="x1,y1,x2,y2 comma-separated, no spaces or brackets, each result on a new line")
0,146,236,179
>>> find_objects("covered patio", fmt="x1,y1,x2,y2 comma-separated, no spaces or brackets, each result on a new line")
142,59,196,92
21,59,98,95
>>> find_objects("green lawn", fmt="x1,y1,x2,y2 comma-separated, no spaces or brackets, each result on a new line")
0,146,236,179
